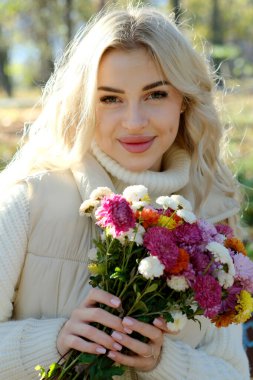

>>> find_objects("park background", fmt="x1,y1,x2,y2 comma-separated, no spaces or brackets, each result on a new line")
0,0,253,374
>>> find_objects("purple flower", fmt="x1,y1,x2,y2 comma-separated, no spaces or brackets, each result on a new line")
233,253,253,292
173,222,202,246
95,194,135,237
190,249,212,274
197,219,219,243
215,224,234,238
194,275,222,317
220,284,242,313
182,263,196,284
143,226,179,272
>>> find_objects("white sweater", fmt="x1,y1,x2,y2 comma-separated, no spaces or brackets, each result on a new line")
0,148,250,380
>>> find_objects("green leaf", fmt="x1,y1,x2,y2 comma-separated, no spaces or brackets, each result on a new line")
35,365,46,379
48,362,60,376
144,283,158,294
130,300,148,314
78,353,97,364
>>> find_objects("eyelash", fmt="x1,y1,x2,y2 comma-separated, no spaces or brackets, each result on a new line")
146,91,168,100
99,91,168,104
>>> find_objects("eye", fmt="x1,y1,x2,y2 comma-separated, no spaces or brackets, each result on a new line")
100,95,121,104
146,91,168,100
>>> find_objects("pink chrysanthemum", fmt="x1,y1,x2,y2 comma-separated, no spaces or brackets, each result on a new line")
173,222,202,246
233,253,253,292
215,224,234,238
194,275,222,318
143,226,179,272
95,194,135,237
190,249,212,274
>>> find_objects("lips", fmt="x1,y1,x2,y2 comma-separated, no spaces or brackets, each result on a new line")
118,136,155,153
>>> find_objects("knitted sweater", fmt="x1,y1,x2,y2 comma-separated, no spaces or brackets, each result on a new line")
0,145,250,380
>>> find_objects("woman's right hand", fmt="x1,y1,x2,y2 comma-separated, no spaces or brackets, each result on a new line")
56,288,127,357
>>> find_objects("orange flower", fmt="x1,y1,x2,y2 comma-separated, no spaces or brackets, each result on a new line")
225,237,247,256
135,208,159,229
211,311,236,328
170,248,189,274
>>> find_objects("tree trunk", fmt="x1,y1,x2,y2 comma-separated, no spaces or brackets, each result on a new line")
65,0,73,44
171,0,182,24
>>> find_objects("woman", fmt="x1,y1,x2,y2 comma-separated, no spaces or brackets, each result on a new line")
0,5,249,379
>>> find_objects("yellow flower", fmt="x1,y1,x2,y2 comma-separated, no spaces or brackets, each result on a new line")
158,215,177,229
142,194,151,203
88,263,106,275
234,290,253,323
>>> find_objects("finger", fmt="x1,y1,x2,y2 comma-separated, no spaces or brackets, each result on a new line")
74,307,125,333
68,322,123,352
83,288,121,309
107,347,158,371
111,331,152,358
153,317,180,334
122,317,163,343
64,334,107,356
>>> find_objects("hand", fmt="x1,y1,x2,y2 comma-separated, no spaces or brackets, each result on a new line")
56,288,127,357
106,317,164,372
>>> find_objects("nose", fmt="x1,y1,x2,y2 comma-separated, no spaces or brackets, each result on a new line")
122,103,148,130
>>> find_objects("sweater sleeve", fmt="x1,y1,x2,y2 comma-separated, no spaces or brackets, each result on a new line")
0,184,67,380
137,323,250,380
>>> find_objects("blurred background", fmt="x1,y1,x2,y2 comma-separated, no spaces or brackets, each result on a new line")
0,0,253,371
0,0,252,244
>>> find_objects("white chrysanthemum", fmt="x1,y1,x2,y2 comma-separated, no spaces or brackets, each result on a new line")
117,224,145,245
138,256,165,279
89,187,113,200
206,241,235,277
166,311,187,332
123,185,150,207
167,275,189,291
170,194,193,211
217,270,234,289
87,247,98,261
156,196,178,210
176,209,197,224
206,242,230,263
79,199,99,216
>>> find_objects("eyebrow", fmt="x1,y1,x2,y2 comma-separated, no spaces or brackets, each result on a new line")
97,80,169,93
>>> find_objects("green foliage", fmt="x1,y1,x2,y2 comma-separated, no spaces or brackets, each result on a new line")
238,172,253,227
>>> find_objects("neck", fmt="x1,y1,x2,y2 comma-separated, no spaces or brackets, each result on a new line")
91,141,191,198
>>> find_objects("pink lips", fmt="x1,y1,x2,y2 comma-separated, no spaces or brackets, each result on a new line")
118,136,155,153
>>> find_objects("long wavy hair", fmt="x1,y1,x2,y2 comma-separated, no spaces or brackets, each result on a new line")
0,4,239,209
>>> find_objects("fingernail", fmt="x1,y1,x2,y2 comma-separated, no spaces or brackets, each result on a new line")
108,351,116,358
123,327,133,334
96,347,106,354
113,342,122,351
110,298,121,307
112,331,122,340
123,317,134,326
153,318,163,327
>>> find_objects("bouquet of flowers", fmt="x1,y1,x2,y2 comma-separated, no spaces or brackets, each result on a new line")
36,185,253,380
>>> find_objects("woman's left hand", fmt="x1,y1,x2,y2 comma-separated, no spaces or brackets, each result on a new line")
107,316,163,372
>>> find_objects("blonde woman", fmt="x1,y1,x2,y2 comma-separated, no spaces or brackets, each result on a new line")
0,5,249,380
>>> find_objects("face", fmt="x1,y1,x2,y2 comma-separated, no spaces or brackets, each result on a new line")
95,48,183,172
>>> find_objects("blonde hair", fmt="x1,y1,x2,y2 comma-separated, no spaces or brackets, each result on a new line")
0,4,239,208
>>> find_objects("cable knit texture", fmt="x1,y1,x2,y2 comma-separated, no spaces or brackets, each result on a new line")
0,152,250,380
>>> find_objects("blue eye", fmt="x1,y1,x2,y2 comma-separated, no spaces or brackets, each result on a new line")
100,96,120,104
147,91,168,100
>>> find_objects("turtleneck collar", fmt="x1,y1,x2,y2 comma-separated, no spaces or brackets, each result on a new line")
91,141,191,197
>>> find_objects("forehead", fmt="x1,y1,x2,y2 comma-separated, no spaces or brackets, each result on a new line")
97,48,165,84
